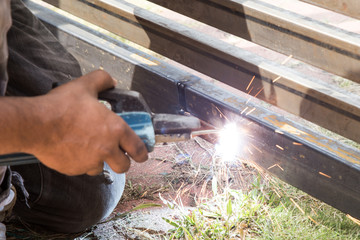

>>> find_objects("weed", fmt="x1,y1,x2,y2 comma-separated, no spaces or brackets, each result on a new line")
165,173,360,240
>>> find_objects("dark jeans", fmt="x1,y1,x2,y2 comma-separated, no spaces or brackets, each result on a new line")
6,0,125,233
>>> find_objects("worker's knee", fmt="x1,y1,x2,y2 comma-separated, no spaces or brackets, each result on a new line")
11,163,125,233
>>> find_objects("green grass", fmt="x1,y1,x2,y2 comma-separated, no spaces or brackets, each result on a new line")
164,174,360,240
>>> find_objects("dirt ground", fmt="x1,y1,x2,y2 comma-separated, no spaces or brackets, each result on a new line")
84,136,259,240
6,136,259,239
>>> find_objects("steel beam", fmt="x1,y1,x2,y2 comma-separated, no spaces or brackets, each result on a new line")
147,0,360,82
26,0,360,219
300,0,360,20
38,0,360,143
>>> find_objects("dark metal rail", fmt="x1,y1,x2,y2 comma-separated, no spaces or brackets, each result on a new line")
24,0,360,219
40,0,360,144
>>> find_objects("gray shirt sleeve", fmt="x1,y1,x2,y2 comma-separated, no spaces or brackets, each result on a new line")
0,0,12,96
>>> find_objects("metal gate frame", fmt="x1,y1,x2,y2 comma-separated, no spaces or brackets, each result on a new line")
25,0,360,219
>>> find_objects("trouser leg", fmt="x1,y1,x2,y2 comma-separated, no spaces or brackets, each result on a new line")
6,0,82,96
7,0,125,233
12,164,125,233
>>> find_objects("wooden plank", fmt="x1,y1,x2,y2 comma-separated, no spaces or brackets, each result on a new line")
28,1,360,219
39,0,360,143
147,0,360,83
300,0,360,20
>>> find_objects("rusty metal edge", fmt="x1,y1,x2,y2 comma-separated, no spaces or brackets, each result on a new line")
25,0,360,219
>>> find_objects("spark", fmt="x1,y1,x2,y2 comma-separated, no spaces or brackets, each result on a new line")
281,54,293,64
290,198,305,215
319,172,332,178
247,86,254,94
250,143,262,153
346,214,360,226
212,104,229,121
311,207,319,216
272,76,281,83
268,164,276,170
276,145,284,151
241,107,249,115
268,164,284,171
246,87,264,104
277,164,284,171
273,188,282,198
215,123,245,163
293,142,303,146
253,87,264,98
245,107,256,116
140,191,148,198
280,201,289,212
308,216,319,225
246,76,256,91
271,55,292,84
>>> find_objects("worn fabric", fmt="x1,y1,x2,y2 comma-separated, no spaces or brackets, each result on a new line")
6,0,82,96
0,0,11,96
12,164,125,233
2,0,126,233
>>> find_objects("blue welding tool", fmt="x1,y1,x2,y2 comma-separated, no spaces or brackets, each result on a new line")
118,112,155,152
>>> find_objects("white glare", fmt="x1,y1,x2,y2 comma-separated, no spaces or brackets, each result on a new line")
215,123,243,163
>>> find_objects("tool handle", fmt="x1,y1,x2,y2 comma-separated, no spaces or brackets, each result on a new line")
98,88,152,114
99,88,156,151
117,112,155,152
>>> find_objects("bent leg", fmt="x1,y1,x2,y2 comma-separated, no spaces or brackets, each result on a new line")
12,163,125,233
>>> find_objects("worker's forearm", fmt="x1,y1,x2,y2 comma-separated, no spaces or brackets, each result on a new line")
0,95,46,155
0,70,148,176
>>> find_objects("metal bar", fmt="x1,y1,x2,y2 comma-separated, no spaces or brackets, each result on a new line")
29,2,182,114
185,80,360,220
147,0,360,82
25,1,360,219
38,0,360,143
300,0,360,20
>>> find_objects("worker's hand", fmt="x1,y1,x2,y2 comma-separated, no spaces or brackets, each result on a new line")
27,70,148,176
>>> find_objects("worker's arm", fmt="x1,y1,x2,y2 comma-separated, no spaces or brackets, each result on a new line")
0,70,148,176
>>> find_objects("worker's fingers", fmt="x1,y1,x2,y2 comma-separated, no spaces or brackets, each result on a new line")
108,116,149,164
80,70,117,97
118,125,149,164
86,161,105,176
105,148,132,173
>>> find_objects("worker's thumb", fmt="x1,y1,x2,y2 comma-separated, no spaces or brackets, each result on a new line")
82,70,117,96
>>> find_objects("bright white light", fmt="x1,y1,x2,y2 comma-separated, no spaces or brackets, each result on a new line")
215,123,243,163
